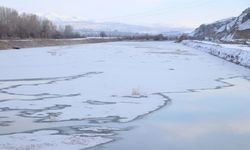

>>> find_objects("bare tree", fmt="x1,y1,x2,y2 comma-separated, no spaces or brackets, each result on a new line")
0,6,82,39
63,25,74,38
100,31,107,38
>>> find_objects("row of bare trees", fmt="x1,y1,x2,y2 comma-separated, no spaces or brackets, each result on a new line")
122,34,174,41
0,6,80,39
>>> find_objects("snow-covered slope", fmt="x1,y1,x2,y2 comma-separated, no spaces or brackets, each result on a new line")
183,40,250,68
191,7,250,42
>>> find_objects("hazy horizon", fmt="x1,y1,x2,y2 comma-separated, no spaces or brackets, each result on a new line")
1,0,250,28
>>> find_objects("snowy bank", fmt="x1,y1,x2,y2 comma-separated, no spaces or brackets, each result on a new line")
182,40,250,68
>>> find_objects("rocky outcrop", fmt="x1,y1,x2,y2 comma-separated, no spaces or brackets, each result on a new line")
191,7,250,43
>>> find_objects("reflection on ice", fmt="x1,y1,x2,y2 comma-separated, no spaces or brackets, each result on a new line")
100,77,250,150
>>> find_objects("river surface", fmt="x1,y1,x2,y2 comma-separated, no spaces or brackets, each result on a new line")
0,41,249,150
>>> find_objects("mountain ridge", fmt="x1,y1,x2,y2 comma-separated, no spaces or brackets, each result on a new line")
191,7,250,43
38,12,192,35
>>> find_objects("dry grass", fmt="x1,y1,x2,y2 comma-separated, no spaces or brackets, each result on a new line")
0,38,121,50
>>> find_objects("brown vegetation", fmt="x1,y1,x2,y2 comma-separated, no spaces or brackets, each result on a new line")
0,6,82,39
0,38,122,50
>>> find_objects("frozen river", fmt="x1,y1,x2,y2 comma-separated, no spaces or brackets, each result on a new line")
0,41,249,150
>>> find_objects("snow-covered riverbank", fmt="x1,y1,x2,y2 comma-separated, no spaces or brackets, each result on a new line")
182,40,250,68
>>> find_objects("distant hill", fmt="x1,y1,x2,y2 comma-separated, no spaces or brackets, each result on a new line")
190,7,250,43
39,13,192,36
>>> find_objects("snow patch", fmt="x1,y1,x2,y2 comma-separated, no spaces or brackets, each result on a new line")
182,40,250,68
238,19,250,31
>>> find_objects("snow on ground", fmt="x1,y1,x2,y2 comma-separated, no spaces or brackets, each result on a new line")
238,19,250,31
191,40,250,51
0,41,249,150
182,40,250,68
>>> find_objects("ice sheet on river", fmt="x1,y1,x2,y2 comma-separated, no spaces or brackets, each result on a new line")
0,41,249,150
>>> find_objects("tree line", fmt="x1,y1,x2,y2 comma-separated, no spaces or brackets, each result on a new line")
0,6,81,39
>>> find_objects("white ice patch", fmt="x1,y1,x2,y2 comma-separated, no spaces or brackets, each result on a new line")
0,130,112,150
0,94,167,122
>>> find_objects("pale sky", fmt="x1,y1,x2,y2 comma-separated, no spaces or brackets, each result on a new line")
1,0,249,28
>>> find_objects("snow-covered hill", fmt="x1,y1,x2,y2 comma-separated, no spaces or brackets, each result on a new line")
191,7,250,42
38,13,191,35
